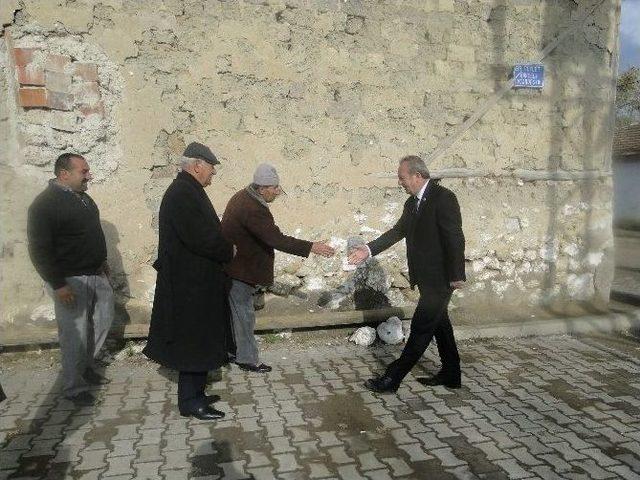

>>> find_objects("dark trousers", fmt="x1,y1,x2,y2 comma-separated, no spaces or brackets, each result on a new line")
178,371,207,413
385,286,460,383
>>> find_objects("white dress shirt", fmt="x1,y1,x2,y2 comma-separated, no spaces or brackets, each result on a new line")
415,179,429,210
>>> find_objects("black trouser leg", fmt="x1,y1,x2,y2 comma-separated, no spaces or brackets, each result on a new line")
178,371,207,413
433,310,461,379
385,288,452,383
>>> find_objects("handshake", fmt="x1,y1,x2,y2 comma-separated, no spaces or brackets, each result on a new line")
310,241,371,266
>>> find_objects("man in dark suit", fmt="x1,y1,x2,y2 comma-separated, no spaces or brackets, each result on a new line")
349,155,466,393
143,142,235,420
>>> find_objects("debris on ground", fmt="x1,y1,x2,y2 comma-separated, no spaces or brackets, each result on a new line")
348,326,376,346
377,316,405,344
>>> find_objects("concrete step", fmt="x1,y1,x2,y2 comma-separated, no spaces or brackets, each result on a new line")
611,266,640,306
3,306,640,350
614,231,640,270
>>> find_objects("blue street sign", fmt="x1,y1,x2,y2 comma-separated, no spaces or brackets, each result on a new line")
513,64,544,89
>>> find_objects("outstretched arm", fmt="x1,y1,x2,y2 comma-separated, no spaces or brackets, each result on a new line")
246,207,315,257
348,204,409,265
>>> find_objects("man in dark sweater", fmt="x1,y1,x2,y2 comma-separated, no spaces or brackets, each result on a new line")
221,164,335,373
28,153,113,405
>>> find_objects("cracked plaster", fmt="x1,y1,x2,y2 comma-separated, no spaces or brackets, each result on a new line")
0,0,620,335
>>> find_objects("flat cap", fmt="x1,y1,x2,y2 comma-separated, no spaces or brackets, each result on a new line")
183,142,220,165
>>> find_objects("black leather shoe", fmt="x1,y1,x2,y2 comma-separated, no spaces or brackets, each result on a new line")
237,363,272,373
416,374,461,389
363,375,399,394
205,394,221,405
180,405,225,420
83,369,110,386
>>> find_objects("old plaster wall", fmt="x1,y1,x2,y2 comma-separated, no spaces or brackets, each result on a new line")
0,0,619,338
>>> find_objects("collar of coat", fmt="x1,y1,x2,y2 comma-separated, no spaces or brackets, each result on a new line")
176,170,204,190
245,184,270,208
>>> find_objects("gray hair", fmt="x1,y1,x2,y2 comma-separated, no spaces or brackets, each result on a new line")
400,155,430,179
180,155,201,169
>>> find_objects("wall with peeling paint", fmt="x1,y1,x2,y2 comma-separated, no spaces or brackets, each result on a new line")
0,0,620,340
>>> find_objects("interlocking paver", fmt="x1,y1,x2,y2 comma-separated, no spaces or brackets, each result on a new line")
134,460,163,479
2,334,640,479
382,456,413,476
573,459,619,479
76,448,108,471
274,453,302,472
327,446,353,464
103,454,135,476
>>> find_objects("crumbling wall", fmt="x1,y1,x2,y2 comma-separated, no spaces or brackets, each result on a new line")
0,0,620,339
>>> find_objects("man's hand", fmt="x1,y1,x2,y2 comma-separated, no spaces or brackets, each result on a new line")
101,261,114,288
233,245,238,258
348,245,370,265
450,280,465,289
55,285,75,306
311,241,335,257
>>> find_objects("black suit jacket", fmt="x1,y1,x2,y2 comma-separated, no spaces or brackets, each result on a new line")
368,180,465,290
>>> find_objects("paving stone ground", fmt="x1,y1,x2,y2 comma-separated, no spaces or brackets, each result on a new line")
2,333,640,479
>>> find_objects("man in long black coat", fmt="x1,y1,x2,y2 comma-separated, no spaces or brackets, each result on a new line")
349,155,466,393
143,142,234,420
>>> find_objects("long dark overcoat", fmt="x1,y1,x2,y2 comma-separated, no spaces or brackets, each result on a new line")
143,171,235,371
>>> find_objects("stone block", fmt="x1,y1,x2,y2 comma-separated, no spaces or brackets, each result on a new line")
46,53,71,73
345,15,365,35
49,110,78,132
72,63,99,82
47,91,74,111
46,70,72,93
17,64,45,86
13,47,38,66
18,87,48,108
74,82,101,106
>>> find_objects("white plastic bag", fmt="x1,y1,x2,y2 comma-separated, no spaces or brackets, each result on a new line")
377,316,405,344
349,326,376,346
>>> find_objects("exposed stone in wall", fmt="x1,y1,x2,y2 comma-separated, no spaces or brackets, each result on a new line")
6,36,122,181
0,0,620,336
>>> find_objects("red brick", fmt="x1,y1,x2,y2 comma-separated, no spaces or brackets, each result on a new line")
18,87,48,108
13,48,38,66
72,63,98,82
45,54,71,73
79,101,105,118
16,65,45,86
47,91,74,111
